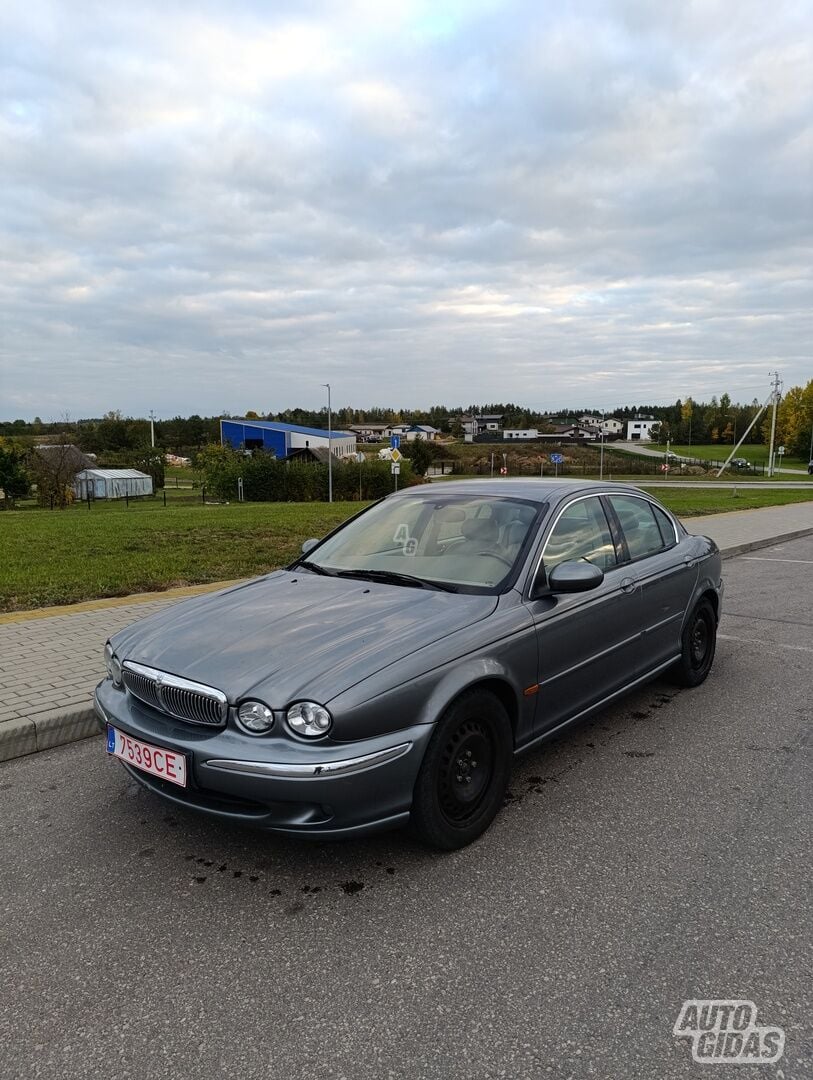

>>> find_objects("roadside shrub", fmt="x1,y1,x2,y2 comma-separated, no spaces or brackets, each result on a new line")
196,446,417,502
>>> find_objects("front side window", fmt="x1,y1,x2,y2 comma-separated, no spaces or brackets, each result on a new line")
608,495,666,561
542,497,617,573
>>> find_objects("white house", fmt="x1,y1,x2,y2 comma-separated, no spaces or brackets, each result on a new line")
503,429,539,440
626,418,660,441
600,418,625,436
405,425,439,441
579,415,625,437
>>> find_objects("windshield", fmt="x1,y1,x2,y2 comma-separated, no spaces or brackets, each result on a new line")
296,494,544,592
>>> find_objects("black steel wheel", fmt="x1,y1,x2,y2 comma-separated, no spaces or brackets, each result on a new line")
411,689,512,850
671,597,717,687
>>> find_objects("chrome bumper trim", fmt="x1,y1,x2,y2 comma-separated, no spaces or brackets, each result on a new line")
205,742,412,780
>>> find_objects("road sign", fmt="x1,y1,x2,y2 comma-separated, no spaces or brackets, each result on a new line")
778,446,785,455
550,453,564,464
390,447,403,463
355,452,365,463
391,462,401,475
390,435,401,450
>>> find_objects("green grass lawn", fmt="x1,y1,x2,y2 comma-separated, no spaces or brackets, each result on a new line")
0,501,366,612
663,444,808,469
2,488,811,611
641,487,813,517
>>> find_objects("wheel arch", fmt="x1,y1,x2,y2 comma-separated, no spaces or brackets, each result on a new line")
699,587,720,623
418,662,522,747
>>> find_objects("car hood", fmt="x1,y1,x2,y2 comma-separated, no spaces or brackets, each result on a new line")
110,571,498,707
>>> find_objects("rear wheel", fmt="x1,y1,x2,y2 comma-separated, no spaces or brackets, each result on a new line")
411,689,512,850
671,598,717,687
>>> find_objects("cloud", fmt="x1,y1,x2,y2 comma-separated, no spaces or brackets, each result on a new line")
1,0,811,419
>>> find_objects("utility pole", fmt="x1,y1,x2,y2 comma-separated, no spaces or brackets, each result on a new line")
322,383,333,502
767,371,781,477
149,410,156,448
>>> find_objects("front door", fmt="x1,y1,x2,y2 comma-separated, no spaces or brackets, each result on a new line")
527,495,642,732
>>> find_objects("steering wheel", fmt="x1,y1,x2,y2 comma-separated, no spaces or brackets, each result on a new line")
475,551,514,569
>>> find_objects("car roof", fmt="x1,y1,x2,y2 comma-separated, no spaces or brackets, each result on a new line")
389,478,649,504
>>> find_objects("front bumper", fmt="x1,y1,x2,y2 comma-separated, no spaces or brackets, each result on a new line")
95,680,433,837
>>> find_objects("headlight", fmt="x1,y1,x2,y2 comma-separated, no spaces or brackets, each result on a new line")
104,643,123,688
237,700,275,734
286,702,332,738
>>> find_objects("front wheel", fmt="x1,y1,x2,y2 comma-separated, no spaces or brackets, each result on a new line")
671,598,717,687
411,689,513,850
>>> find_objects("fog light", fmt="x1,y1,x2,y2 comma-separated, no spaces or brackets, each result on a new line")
286,702,332,738
237,700,275,734
105,643,123,688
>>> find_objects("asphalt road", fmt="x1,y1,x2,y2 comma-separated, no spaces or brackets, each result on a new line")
1,537,811,1080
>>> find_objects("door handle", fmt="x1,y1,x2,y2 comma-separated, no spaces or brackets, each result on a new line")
683,555,696,568
620,577,637,593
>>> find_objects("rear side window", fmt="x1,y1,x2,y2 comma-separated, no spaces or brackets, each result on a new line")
607,495,665,561
651,503,678,548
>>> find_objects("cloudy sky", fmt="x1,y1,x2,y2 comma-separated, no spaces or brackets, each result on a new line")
1,0,811,421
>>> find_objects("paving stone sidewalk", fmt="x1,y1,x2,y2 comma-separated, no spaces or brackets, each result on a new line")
1,500,811,762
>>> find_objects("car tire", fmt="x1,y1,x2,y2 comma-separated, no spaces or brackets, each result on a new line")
671,598,717,688
410,689,513,850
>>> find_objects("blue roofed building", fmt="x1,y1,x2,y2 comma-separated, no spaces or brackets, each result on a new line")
220,419,357,460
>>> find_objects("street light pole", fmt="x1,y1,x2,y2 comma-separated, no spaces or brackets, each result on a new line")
322,383,333,502
599,411,606,481
149,410,156,449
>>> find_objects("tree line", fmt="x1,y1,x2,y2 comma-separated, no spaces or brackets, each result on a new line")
1,380,811,461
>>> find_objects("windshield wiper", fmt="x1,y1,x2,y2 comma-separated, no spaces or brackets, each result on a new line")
290,559,337,577
334,569,458,593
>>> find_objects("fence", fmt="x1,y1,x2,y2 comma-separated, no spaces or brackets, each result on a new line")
426,451,766,478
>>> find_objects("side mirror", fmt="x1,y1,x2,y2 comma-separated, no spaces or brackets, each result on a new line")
547,560,604,593
301,538,319,555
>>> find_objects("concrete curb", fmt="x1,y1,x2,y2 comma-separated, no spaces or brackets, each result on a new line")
715,527,813,561
1,525,811,765
0,705,98,764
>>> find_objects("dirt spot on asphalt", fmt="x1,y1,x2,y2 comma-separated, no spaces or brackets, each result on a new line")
624,751,656,758
339,880,364,895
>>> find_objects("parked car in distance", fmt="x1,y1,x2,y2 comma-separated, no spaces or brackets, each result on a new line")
95,480,724,850
731,458,750,469
808,459,813,475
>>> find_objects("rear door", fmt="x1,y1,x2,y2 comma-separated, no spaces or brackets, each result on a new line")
604,494,697,675
527,494,643,732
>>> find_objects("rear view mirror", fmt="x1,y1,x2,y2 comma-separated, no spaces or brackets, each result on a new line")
547,560,604,593
301,538,319,555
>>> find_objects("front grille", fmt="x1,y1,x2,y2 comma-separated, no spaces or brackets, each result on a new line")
123,668,161,711
122,661,228,728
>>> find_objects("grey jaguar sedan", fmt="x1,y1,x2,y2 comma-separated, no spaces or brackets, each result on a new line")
95,480,723,849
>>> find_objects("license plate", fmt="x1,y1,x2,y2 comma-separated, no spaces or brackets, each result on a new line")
107,725,187,788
